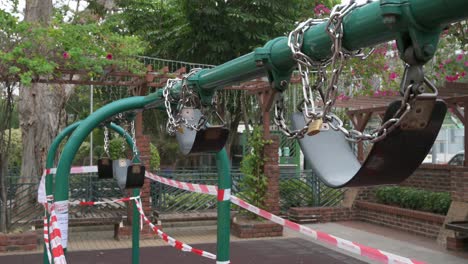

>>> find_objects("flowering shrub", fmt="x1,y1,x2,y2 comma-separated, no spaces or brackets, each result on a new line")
0,10,145,85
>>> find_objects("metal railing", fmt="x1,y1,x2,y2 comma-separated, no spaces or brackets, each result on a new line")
151,168,345,215
4,172,126,231
138,56,215,73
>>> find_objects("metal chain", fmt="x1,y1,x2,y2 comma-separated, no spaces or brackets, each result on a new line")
104,126,110,157
323,2,357,118
273,94,308,139
279,1,418,142
163,68,212,135
163,78,182,135
278,1,358,139
130,120,139,158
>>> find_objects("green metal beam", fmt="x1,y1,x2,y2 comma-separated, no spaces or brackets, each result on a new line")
180,0,468,99
43,121,139,263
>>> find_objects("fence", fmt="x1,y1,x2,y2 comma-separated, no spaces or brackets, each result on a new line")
3,172,125,231
151,168,345,215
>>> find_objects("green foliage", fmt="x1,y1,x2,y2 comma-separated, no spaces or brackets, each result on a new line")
3,128,22,168
73,141,91,165
0,9,146,85
239,125,271,218
150,143,161,171
375,186,451,215
108,137,127,160
114,0,326,65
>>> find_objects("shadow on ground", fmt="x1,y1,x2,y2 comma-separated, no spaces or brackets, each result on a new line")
0,238,366,264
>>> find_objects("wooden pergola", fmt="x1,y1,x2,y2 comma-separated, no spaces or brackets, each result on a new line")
7,68,467,165
335,82,468,165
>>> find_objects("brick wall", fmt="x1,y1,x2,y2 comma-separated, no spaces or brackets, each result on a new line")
355,201,445,239
400,164,452,192
231,217,283,238
288,207,355,223
0,232,37,252
451,167,468,203
356,164,458,203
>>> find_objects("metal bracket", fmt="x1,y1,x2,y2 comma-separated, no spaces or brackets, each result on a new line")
254,38,293,92
380,0,443,64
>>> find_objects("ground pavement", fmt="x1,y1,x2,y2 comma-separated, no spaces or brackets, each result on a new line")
0,221,467,263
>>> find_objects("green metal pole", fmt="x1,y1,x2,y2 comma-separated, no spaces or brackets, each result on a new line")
216,148,231,263
132,188,140,264
53,97,156,262
43,122,137,263
43,122,81,264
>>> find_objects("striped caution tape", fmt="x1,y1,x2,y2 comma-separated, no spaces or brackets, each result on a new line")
146,172,425,264
43,216,52,263
41,166,424,264
145,172,218,196
43,166,98,176
73,197,135,206
48,204,67,264
133,198,216,260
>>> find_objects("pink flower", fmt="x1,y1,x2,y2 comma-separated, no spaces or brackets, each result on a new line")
462,71,467,77
446,75,459,82
314,4,330,15
63,52,70,59
391,42,398,50
457,54,464,61
106,53,113,60
438,63,444,70
444,59,452,64
465,61,468,67
383,64,390,71
389,72,398,80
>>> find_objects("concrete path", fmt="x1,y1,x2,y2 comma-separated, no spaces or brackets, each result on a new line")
293,221,468,264
1,220,467,263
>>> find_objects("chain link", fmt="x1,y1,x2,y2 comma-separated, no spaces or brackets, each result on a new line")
163,68,219,135
279,1,421,142
130,120,139,159
104,126,110,157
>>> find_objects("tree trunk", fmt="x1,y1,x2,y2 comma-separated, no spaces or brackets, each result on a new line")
24,0,53,25
0,155,8,232
18,84,73,201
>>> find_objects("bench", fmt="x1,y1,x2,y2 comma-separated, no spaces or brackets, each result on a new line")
33,211,125,240
445,221,468,251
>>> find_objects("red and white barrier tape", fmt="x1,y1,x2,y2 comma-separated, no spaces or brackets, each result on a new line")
147,172,425,264
43,216,52,263
133,198,216,260
145,172,219,196
41,166,424,264
49,205,67,264
72,196,135,206
43,166,98,176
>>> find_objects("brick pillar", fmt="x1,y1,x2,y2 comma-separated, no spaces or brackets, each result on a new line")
263,135,280,215
437,167,468,246
451,168,468,203
136,134,152,216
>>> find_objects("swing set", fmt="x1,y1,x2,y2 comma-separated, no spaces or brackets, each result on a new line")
42,0,468,263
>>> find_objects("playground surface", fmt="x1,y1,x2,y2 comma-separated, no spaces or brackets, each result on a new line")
1,221,467,263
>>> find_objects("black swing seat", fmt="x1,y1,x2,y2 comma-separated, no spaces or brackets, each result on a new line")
97,158,113,179
175,108,229,155
291,99,447,188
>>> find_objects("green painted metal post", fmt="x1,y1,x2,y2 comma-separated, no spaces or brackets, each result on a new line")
132,188,140,264
216,148,231,263
44,121,141,263
43,122,81,264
